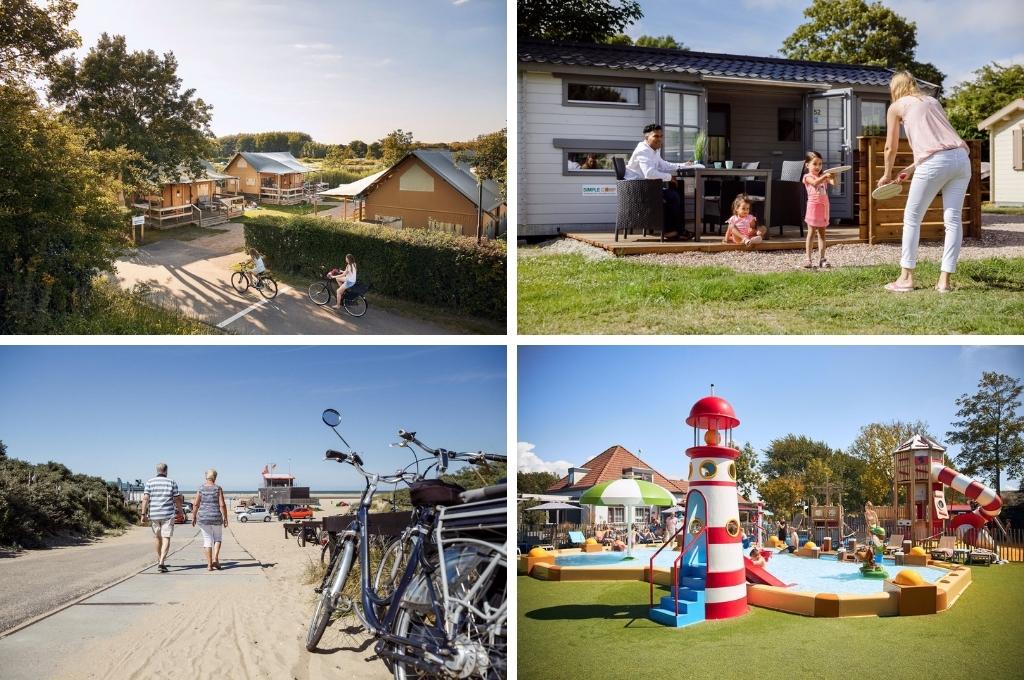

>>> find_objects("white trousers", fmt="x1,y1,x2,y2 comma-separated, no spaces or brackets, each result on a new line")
901,147,971,273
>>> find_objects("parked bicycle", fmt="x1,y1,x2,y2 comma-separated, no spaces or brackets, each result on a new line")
308,269,368,317
306,408,507,679
230,261,278,299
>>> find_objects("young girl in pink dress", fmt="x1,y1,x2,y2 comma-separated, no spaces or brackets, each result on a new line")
802,151,836,268
722,194,766,247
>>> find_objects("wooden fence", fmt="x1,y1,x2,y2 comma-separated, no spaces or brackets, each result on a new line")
854,136,982,244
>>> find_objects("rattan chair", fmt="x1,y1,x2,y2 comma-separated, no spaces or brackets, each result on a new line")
613,157,665,241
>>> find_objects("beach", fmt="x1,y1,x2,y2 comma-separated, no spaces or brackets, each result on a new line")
0,503,388,680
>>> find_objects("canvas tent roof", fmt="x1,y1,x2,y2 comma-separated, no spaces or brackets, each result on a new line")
360,149,504,212
156,159,237,185
235,151,312,175
319,169,387,198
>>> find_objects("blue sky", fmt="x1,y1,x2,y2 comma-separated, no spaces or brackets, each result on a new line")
627,0,1024,89
0,346,506,490
518,346,1024,490
65,0,505,142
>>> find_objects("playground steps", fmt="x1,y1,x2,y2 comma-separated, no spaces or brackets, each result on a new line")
648,563,706,628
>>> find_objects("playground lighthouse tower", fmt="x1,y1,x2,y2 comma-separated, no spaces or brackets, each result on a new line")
650,389,748,628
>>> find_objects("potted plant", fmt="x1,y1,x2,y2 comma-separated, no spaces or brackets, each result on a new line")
692,130,707,164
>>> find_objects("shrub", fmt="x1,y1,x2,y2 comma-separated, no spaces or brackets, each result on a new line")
243,215,506,321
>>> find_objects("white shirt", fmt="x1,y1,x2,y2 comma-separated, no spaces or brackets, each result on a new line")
625,141,686,181
252,257,265,274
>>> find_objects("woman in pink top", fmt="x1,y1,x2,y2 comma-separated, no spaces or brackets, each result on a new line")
878,71,971,293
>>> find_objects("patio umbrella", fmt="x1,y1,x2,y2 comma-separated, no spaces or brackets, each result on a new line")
529,501,581,526
579,479,675,558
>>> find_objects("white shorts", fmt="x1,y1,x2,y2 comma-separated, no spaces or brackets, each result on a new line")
198,523,223,548
150,518,174,538
341,279,355,289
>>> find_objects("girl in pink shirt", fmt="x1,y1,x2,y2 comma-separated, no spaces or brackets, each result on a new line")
802,151,835,268
723,195,766,247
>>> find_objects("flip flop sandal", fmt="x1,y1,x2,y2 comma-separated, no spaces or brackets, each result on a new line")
884,282,914,293
802,261,815,269
819,259,832,268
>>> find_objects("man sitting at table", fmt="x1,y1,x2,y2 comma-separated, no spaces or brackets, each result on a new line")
625,123,703,240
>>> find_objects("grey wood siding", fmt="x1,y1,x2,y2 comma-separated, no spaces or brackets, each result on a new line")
704,86,805,176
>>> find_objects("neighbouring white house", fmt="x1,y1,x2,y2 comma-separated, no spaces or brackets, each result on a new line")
978,98,1024,206
517,40,941,236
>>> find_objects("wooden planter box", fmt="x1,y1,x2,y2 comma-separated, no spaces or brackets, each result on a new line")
883,579,937,616
583,543,604,553
796,547,821,559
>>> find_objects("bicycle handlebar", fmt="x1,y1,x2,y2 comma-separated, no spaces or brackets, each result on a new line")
324,449,413,485
394,429,505,466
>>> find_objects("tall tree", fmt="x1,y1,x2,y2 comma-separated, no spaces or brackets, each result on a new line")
757,476,805,517
348,139,368,158
0,0,79,84
847,420,934,505
518,0,643,43
367,141,383,160
456,128,507,202
946,63,1024,144
734,442,764,501
379,129,413,167
0,440,6,460
47,33,213,195
780,0,945,94
604,34,688,50
946,372,1024,495
761,434,836,479
518,471,559,494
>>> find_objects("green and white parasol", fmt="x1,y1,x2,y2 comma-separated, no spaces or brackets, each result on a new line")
579,479,676,558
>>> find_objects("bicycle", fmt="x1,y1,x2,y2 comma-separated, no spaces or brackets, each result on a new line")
308,269,368,317
230,261,278,299
306,409,507,679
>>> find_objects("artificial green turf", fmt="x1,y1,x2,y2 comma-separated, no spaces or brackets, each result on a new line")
517,255,1024,334
518,565,1024,680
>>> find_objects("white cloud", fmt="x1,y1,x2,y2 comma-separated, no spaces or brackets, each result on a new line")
453,0,471,5
293,42,332,50
517,442,574,476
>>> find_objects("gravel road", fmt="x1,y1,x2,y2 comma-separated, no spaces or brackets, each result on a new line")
0,527,157,633
520,215,1024,274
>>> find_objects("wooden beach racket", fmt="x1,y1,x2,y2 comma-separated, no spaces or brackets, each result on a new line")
823,165,852,175
871,164,916,200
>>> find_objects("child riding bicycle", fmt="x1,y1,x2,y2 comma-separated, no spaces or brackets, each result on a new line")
327,254,357,309
247,248,268,289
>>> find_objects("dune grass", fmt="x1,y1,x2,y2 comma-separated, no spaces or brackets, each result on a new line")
518,255,1024,334
518,563,1024,680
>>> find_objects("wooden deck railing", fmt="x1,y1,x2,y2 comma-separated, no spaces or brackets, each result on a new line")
260,186,307,205
854,136,982,244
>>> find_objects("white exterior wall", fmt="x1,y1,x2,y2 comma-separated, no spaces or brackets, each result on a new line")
519,71,657,234
991,113,1024,204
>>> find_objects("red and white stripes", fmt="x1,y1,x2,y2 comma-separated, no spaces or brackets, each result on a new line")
931,461,1002,545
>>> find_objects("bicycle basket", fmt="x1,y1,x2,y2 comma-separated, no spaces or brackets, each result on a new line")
410,479,465,507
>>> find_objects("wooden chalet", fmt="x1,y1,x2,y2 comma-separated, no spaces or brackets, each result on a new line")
134,160,244,229
223,151,312,205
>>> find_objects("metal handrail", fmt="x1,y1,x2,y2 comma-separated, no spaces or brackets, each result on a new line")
647,523,687,609
648,524,706,613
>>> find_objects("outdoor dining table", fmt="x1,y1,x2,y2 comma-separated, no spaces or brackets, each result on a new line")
690,167,774,242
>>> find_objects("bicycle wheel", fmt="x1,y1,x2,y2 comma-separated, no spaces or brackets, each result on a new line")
231,271,249,294
306,538,356,652
343,294,367,317
391,541,507,680
258,276,278,300
372,534,412,621
308,281,331,306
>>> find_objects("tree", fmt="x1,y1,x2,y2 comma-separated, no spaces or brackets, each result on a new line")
946,63,1024,144
946,372,1024,496
758,476,805,517
348,139,368,158
379,129,413,167
604,34,687,50
367,141,382,160
761,434,836,479
518,471,559,494
780,0,945,95
826,451,868,511
47,33,214,196
0,84,128,332
0,440,6,460
847,420,934,505
455,128,508,202
0,0,79,84
518,0,643,43
734,442,764,500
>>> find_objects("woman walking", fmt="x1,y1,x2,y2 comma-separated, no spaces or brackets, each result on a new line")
192,468,229,570
877,71,971,293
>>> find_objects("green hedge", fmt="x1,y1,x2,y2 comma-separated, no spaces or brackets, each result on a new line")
243,215,506,321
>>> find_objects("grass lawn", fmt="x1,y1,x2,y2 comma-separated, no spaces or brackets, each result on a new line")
52,280,223,334
518,565,1024,680
518,255,1024,334
982,203,1024,215
136,224,228,245
244,202,339,219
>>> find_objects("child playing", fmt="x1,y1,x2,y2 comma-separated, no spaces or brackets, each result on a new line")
327,253,358,310
802,151,836,268
749,547,766,567
247,248,267,288
722,194,767,247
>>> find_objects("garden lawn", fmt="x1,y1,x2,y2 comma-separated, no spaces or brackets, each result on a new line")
244,202,336,219
518,255,1024,334
136,224,228,245
518,564,1024,680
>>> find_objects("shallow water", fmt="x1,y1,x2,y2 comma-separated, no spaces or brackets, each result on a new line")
554,549,948,595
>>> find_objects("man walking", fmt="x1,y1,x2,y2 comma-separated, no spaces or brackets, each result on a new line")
625,123,702,240
140,463,182,573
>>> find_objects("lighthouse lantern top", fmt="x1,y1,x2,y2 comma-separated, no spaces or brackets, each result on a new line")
686,395,740,430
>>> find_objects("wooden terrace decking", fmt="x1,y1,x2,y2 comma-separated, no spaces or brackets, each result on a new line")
567,225,864,256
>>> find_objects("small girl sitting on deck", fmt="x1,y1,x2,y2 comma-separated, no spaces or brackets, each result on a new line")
722,194,766,247
802,150,836,268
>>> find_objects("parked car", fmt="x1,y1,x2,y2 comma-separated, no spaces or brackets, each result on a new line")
279,506,314,521
182,501,194,514
175,507,187,524
236,506,271,523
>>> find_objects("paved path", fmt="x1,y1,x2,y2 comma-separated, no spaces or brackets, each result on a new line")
0,528,155,633
113,222,449,335
0,527,263,679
